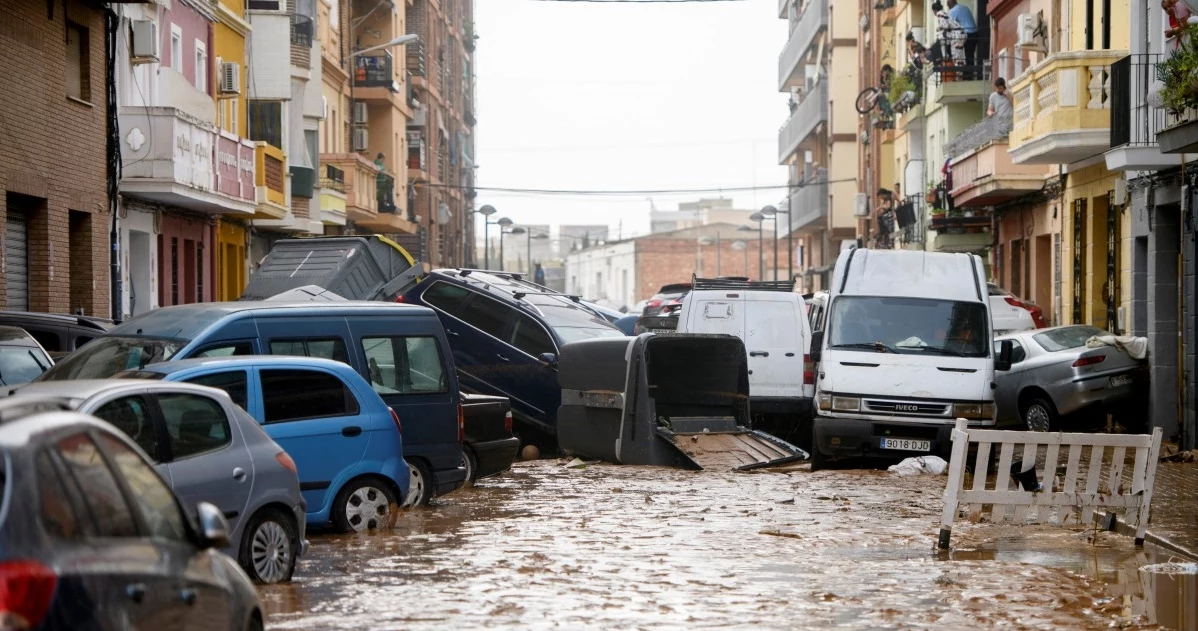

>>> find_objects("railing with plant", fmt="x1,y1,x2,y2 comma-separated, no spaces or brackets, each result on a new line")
1156,25,1198,115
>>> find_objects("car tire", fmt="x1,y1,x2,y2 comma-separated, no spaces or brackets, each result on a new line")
462,446,477,484
332,477,398,532
1021,396,1058,433
402,460,434,508
238,508,298,584
809,445,826,472
246,612,264,631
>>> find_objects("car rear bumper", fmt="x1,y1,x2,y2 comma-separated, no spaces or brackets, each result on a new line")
1055,370,1139,416
292,502,310,557
468,436,521,480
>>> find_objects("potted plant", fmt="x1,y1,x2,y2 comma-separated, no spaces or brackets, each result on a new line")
1157,24,1198,113
930,207,947,220
888,73,917,113
948,207,965,218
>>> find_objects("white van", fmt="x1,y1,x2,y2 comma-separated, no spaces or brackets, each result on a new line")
808,248,1013,470
677,276,814,447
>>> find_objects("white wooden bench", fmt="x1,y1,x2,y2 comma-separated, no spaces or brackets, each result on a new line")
938,418,1163,549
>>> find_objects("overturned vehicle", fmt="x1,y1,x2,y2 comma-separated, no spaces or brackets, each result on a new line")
557,333,808,470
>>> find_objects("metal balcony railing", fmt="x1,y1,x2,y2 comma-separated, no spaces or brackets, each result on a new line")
320,164,346,193
1110,54,1168,148
778,80,828,162
946,112,1012,159
354,53,394,89
777,0,827,90
787,177,828,232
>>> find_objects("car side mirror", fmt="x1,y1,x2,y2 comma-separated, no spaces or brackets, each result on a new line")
195,502,231,549
538,352,558,369
995,339,1014,372
809,331,824,364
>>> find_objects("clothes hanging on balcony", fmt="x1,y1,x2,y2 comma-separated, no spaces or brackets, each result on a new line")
896,202,917,229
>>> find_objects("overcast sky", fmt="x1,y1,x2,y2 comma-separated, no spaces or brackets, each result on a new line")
473,0,789,242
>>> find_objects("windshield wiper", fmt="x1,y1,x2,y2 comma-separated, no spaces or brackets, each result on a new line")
832,342,897,354
915,345,967,357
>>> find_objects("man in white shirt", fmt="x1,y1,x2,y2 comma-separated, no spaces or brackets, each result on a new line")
988,78,1012,118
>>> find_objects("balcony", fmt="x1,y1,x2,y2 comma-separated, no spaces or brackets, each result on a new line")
253,143,288,220
321,152,380,222
354,53,400,92
930,212,992,253
778,0,827,91
318,164,348,226
947,115,1045,207
1110,54,1197,158
925,61,989,109
354,171,418,234
778,81,828,163
118,107,257,216
1008,50,1125,165
786,178,828,233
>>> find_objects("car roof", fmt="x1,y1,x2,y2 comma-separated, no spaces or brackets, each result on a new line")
995,323,1102,341
106,300,435,340
0,396,119,448
9,378,232,403
655,283,692,294
0,310,113,330
133,355,359,375
426,269,594,312
0,325,39,345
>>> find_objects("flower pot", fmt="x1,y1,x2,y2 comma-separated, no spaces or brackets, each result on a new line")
926,192,936,204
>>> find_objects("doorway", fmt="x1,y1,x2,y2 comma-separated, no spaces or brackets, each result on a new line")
1035,234,1052,321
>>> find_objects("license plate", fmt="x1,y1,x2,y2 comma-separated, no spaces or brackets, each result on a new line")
879,438,932,451
1110,374,1134,387
651,328,674,334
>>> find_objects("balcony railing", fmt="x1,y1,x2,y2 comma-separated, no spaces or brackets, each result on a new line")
321,153,380,219
254,143,287,208
377,172,397,213
787,177,828,232
320,164,346,193
778,80,828,162
1110,54,1167,148
355,53,395,89
946,113,1012,159
1009,50,1123,164
406,42,427,78
778,0,827,91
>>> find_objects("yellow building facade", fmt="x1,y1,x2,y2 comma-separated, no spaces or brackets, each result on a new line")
214,0,251,300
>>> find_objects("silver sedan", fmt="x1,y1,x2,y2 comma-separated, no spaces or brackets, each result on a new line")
994,325,1145,431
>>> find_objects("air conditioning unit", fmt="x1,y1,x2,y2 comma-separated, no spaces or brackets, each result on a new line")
218,62,241,95
130,20,159,64
1017,13,1045,51
353,101,368,125
353,128,370,152
854,193,870,217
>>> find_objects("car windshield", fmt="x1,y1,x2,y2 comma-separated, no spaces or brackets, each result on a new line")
530,300,626,344
827,296,990,358
0,347,53,385
1032,326,1106,352
37,336,185,382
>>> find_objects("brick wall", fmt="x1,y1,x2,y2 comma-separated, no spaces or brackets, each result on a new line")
633,237,771,302
0,0,111,316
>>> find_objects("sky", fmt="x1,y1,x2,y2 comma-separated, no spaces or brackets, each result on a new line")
473,0,790,243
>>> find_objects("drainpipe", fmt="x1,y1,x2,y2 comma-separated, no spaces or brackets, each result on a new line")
106,7,123,323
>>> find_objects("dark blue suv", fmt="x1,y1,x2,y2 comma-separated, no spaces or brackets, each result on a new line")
403,270,625,452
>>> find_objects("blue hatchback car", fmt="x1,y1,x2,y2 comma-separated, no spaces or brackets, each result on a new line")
117,356,410,533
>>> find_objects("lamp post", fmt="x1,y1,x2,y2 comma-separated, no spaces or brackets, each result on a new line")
760,205,793,282
479,204,497,269
697,235,721,276
496,217,513,270
748,211,767,280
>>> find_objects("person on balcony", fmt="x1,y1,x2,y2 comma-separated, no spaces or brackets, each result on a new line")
931,2,966,75
1165,0,1198,50
946,0,979,78
906,31,928,69
987,77,1012,120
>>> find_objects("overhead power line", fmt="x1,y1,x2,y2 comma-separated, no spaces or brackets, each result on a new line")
419,178,857,196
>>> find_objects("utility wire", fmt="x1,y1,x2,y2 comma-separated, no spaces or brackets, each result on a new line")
420,178,857,196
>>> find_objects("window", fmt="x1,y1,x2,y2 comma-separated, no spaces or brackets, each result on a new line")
66,21,91,102
269,338,349,363
27,330,61,353
93,396,158,460
328,0,340,30
155,392,232,460
509,315,555,358
170,25,182,73
95,433,187,542
38,336,183,381
248,101,284,149
261,369,359,423
457,294,511,338
194,40,208,93
1032,325,1106,352
827,296,991,358
36,451,80,539
362,336,448,394
54,433,139,538
184,370,249,410
0,347,52,385
194,341,254,358
422,281,473,312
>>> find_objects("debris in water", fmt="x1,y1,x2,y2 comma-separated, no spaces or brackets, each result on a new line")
565,458,587,469
760,529,803,540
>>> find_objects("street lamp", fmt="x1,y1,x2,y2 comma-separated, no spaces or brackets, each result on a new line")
760,204,793,283
510,227,549,274
747,211,768,280
496,217,514,271
479,204,497,269
349,34,420,59
697,235,721,276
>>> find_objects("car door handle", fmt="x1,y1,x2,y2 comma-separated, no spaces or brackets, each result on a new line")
496,354,510,362
232,467,247,482
785,352,796,357
342,426,363,437
179,588,198,606
749,351,769,357
446,329,460,338
126,583,147,604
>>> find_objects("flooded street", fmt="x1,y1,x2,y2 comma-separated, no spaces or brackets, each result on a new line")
261,461,1177,630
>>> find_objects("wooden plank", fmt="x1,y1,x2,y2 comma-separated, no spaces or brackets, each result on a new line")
993,441,1015,523
1062,444,1083,524
1012,443,1039,523
1107,446,1127,496
938,419,971,549
1040,443,1061,522
960,428,1153,448
1134,429,1164,544
957,490,1144,507
967,441,991,522
1081,444,1105,524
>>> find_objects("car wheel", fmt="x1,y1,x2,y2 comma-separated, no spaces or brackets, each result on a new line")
1022,396,1058,432
238,508,297,584
809,445,826,472
461,447,477,484
333,478,397,533
402,460,434,508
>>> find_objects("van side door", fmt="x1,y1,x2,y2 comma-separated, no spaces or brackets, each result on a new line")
743,295,804,400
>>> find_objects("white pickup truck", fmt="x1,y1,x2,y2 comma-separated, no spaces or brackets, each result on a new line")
807,248,1014,470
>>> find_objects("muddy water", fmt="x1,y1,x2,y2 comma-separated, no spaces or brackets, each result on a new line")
262,461,1176,630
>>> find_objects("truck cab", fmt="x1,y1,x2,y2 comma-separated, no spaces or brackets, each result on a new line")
808,248,1012,470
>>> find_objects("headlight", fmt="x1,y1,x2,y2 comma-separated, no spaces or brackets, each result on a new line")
817,393,832,411
953,403,994,420
832,396,861,411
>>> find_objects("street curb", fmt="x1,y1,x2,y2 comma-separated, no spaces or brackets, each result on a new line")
1101,511,1198,562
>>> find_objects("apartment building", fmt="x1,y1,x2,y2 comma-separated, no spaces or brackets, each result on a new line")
779,0,860,291
0,0,112,317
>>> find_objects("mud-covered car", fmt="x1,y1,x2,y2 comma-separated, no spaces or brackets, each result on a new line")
460,392,519,481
